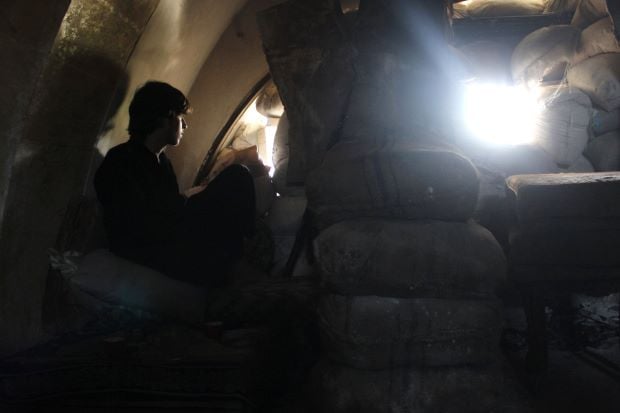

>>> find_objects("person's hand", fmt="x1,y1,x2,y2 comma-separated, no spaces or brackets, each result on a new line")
183,185,207,198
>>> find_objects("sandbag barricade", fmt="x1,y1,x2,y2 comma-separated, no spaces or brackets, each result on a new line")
308,137,523,411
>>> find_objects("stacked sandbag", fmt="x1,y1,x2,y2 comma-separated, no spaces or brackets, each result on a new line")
453,0,547,18
309,359,531,413
306,139,480,229
268,112,314,276
568,53,620,111
561,154,595,172
557,6,620,172
308,139,523,412
572,17,620,64
570,0,612,29
511,25,580,85
567,52,620,171
314,220,506,370
584,130,620,170
266,194,311,276
544,0,580,14
591,107,620,136
533,85,592,168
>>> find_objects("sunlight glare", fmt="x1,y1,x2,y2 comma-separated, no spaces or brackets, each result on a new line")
464,83,542,145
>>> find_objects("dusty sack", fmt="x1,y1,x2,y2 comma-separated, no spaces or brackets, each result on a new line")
315,219,505,299
454,0,546,18
340,58,460,141
73,249,205,324
571,0,612,29
267,195,309,275
306,139,479,227
562,155,595,172
584,130,620,171
533,86,592,167
545,0,580,14
567,53,620,111
308,359,530,413
573,17,620,64
318,294,502,370
511,25,579,85
592,108,620,136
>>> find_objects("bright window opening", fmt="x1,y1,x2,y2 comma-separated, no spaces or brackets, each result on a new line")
463,82,543,145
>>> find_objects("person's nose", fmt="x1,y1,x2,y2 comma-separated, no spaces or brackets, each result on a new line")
181,118,187,130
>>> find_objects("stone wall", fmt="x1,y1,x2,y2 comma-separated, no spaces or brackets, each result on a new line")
0,0,158,356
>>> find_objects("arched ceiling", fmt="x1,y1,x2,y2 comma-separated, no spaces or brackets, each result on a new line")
97,0,249,153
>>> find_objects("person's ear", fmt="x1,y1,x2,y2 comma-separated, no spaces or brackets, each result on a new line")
156,116,170,130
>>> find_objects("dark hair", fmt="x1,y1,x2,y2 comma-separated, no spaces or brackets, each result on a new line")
128,81,190,139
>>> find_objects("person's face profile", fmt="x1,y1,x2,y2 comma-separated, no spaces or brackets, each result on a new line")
165,114,187,146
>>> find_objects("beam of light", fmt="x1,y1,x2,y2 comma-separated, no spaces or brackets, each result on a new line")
463,83,543,145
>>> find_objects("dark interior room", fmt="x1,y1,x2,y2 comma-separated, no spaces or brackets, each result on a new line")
1,0,620,411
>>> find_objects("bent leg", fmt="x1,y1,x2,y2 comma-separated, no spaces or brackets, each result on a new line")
171,165,256,286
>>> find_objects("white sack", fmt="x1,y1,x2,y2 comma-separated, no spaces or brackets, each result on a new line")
73,249,205,323
534,86,592,166
584,130,620,171
567,53,620,111
511,25,580,85
571,0,612,28
573,17,620,64
545,0,580,13
562,155,595,172
592,108,620,136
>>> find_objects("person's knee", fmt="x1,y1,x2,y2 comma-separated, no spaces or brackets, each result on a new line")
219,164,252,183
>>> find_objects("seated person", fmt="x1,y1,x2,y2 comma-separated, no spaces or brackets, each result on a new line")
94,81,255,287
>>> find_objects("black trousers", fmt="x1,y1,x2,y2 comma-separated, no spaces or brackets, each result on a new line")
164,164,256,286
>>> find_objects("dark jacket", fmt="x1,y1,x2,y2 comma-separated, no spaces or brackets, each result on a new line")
94,139,185,269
